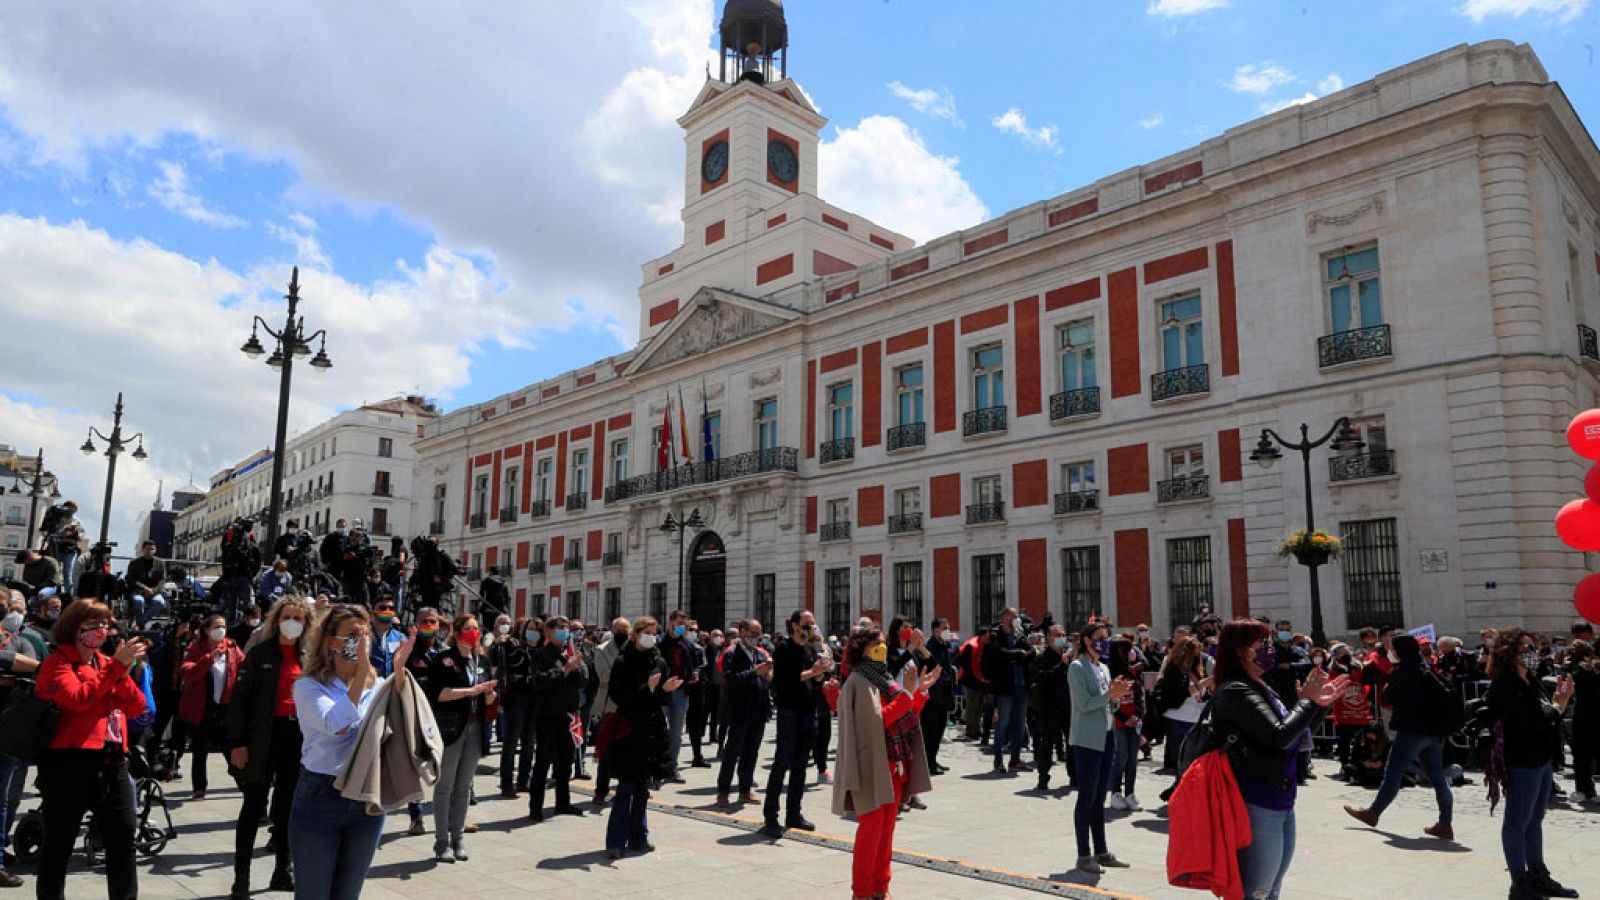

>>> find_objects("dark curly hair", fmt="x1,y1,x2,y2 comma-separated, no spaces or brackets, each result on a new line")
845,626,883,668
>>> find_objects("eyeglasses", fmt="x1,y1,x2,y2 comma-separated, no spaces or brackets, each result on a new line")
375,606,396,612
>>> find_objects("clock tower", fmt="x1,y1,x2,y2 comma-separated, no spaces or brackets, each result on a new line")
638,0,909,339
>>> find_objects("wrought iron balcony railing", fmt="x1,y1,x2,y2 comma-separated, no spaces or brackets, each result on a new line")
498,507,517,525
963,406,1007,437
1151,365,1209,403
372,485,392,497
606,447,800,502
966,501,1006,525
1050,386,1100,421
1054,489,1100,515
603,550,623,568
564,555,584,572
1157,475,1210,503
1581,324,1599,362
1330,449,1396,482
529,499,551,519
820,437,855,464
887,513,922,535
529,560,546,576
886,422,925,451
565,493,588,512
1318,324,1392,369
469,512,487,530
820,521,852,542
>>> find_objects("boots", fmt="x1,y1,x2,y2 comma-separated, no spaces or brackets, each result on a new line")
1528,865,1580,899
1509,871,1546,900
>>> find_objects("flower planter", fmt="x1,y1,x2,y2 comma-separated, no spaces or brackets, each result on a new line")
1292,546,1332,567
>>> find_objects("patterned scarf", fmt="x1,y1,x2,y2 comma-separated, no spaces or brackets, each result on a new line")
856,659,894,693
1485,720,1506,816
856,662,918,763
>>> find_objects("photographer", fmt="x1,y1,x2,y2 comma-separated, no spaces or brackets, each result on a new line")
218,518,262,623
332,523,376,606
270,519,301,564
408,535,458,615
39,500,83,598
478,567,509,623
0,591,45,890
125,541,167,628
75,542,122,611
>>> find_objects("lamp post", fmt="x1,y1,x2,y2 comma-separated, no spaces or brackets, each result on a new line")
1249,417,1364,648
241,266,333,546
660,507,705,613
7,447,59,550
80,393,149,546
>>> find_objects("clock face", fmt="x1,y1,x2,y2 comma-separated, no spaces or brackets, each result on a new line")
702,140,729,184
767,139,798,184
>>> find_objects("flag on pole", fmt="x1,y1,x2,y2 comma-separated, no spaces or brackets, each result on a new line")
677,385,692,464
658,393,672,471
701,378,716,464
569,711,585,749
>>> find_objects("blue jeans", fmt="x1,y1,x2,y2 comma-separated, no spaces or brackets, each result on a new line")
994,687,1029,764
0,753,20,870
1071,734,1114,858
606,779,650,851
1110,726,1140,797
129,592,166,628
1501,763,1552,874
56,552,77,597
1238,803,1296,900
289,770,385,900
1367,730,1452,826
665,690,689,774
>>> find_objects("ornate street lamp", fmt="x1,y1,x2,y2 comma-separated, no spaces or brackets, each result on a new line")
81,394,149,546
7,447,55,550
660,507,705,614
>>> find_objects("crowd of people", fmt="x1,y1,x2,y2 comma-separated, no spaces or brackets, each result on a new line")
1,512,1597,900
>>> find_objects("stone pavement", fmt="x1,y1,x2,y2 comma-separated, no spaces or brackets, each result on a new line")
27,722,1599,899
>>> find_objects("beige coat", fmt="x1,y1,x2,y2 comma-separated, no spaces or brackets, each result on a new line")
334,672,444,814
831,674,933,816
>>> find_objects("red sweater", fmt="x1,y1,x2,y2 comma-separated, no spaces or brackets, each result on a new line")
1167,750,1251,900
35,645,147,751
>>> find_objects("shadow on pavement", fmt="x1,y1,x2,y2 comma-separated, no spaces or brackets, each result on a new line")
1130,817,1170,836
1366,829,1473,853
366,857,437,880
537,849,614,871
1046,869,1104,887
716,832,774,847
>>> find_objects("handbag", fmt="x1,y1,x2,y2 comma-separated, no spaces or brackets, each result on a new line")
0,680,61,763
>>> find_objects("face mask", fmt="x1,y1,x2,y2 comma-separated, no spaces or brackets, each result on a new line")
338,635,363,662
458,629,481,648
899,626,913,643
1519,651,1539,671
945,632,959,643
743,635,759,649
337,527,347,535
636,633,657,651
553,629,570,643
673,624,686,638
687,630,699,642
45,609,60,621
1312,655,1327,666
1,612,22,633
418,625,439,638
279,619,305,641
246,618,262,629
866,643,888,664
209,627,227,642
497,623,511,635
712,636,725,647
1276,630,1292,643
1053,637,1069,650
1090,638,1110,657
1255,643,1278,670
374,611,396,624
80,626,108,649
1553,643,1566,653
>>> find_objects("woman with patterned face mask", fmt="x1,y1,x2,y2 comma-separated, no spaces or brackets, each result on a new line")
179,613,245,802
832,627,941,900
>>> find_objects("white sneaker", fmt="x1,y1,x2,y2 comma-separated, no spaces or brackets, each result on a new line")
1125,794,1142,811
1108,793,1127,811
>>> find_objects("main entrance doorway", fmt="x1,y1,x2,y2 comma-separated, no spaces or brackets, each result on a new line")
688,530,727,629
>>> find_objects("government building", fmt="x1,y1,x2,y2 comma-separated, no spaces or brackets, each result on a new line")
412,1,1600,640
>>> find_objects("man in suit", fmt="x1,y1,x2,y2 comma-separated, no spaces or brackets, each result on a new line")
715,619,771,808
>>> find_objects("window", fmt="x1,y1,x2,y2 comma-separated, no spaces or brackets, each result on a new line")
371,508,388,535
1342,518,1403,629
606,532,622,555
825,568,851,637
972,345,1005,409
972,554,1006,632
827,383,854,441
649,583,668,620
1062,461,1096,493
974,474,1003,505
3,534,18,550
896,365,924,425
894,561,923,626
432,484,447,526
1326,245,1382,333
703,411,722,460
531,593,545,616
572,449,589,497
1061,547,1101,629
895,487,921,517
605,587,622,622
473,474,489,515
755,399,779,452
471,552,483,579
566,590,582,621
0,565,11,581
610,439,629,487
5,506,22,526
1058,320,1097,391
1168,446,1204,480
1167,536,1214,627
532,543,546,567
1160,294,1204,370
827,498,851,525
753,573,776,628
536,459,553,502
378,437,394,458
331,436,337,456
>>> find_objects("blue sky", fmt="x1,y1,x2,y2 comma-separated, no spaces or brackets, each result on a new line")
0,0,1594,550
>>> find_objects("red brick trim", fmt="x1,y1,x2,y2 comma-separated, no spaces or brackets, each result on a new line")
822,213,849,231
825,281,859,304
963,228,1009,256
756,253,795,285
1018,538,1048,620
870,234,895,251
886,327,928,354
1014,296,1041,417
1048,196,1100,228
657,263,674,276
767,213,787,228
933,321,955,433
648,299,679,327
509,396,527,410
890,257,929,281
1144,160,1202,194
576,373,595,387
820,348,858,373
1216,240,1240,377
1108,268,1141,399
1108,444,1149,496
704,220,725,244
933,547,960,623
857,485,884,527
813,250,855,277
930,473,961,518
1142,246,1209,284
1012,459,1048,507
1045,278,1101,311
535,435,556,451
959,304,1009,335
1219,428,1242,483
1226,518,1249,619
607,413,632,431
1114,529,1151,626
541,385,560,399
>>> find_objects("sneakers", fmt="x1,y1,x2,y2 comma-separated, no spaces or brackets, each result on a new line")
1096,853,1131,869
1074,856,1102,874
1108,793,1128,811
1423,823,1454,841
1343,806,1379,828
451,840,469,862
434,845,455,863
818,770,832,783
1124,795,1142,812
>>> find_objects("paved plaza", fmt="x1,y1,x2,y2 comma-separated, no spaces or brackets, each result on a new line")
26,722,1596,900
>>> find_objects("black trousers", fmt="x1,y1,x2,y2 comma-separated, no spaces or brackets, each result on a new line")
763,708,816,821
530,715,573,814
920,700,948,769
1034,713,1067,781
190,704,227,794
1573,728,1598,796
686,682,709,762
146,688,182,756
814,700,833,773
717,715,765,793
234,717,302,881
36,748,137,900
704,682,724,750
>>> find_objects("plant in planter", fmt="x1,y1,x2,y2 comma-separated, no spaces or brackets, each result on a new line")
1278,528,1342,566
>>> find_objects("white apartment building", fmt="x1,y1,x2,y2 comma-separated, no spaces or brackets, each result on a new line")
0,445,60,581
282,396,439,541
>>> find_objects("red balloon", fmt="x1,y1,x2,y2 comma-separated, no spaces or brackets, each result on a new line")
1575,572,1600,624
1568,410,1600,460
1586,464,1600,504
1555,499,1600,551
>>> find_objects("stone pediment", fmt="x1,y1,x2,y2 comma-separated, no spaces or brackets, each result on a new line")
628,289,797,375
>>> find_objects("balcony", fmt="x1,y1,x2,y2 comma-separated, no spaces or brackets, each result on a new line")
819,437,855,464
565,493,588,512
886,422,925,452
529,560,547,576
1049,386,1100,422
563,556,584,572
887,513,922,535
603,485,624,504
1054,489,1100,515
1157,475,1211,503
530,499,551,519
1151,365,1209,403
1318,324,1392,369
427,519,445,536
1330,449,1397,483
966,501,1005,525
498,507,518,525
819,521,852,542
603,550,623,568
606,447,799,502
372,485,392,497
1582,324,1599,364
963,406,1007,437
469,512,487,530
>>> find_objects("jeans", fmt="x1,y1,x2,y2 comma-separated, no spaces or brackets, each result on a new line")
994,686,1029,764
530,715,573,814
665,690,689,773
1367,730,1453,825
0,753,22,869
1071,734,1114,859
56,552,78,597
1163,718,1195,771
234,717,302,882
215,575,253,623
1501,763,1552,874
1110,726,1140,797
434,720,481,846
605,779,650,851
717,716,766,793
764,707,816,821
289,770,385,900
36,748,137,900
1238,803,1296,900
128,592,166,628
498,692,536,792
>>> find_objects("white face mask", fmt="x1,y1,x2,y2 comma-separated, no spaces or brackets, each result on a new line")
209,627,227,642
278,619,305,641
2,611,22,633
496,623,511,635
636,633,657,651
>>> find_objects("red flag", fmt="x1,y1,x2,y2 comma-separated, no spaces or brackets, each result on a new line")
569,711,585,748
677,385,692,464
658,394,672,471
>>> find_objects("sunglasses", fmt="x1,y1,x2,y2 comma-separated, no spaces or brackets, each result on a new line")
375,606,397,612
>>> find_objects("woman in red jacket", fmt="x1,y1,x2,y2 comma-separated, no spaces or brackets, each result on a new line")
33,598,149,900
180,612,244,800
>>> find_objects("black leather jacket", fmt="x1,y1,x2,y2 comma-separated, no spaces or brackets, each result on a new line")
1211,677,1323,793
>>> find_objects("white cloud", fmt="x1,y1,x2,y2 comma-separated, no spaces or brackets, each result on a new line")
887,81,962,127
991,107,1061,154
1317,73,1345,94
266,219,331,271
1139,113,1165,130
819,115,988,245
1146,0,1231,15
1227,63,1297,96
147,160,245,228
1260,92,1319,114
1457,0,1587,21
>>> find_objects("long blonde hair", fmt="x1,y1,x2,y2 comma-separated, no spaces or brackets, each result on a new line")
1160,635,1203,680
303,604,372,685
246,594,314,655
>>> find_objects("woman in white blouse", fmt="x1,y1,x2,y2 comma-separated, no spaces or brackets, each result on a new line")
289,604,413,900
